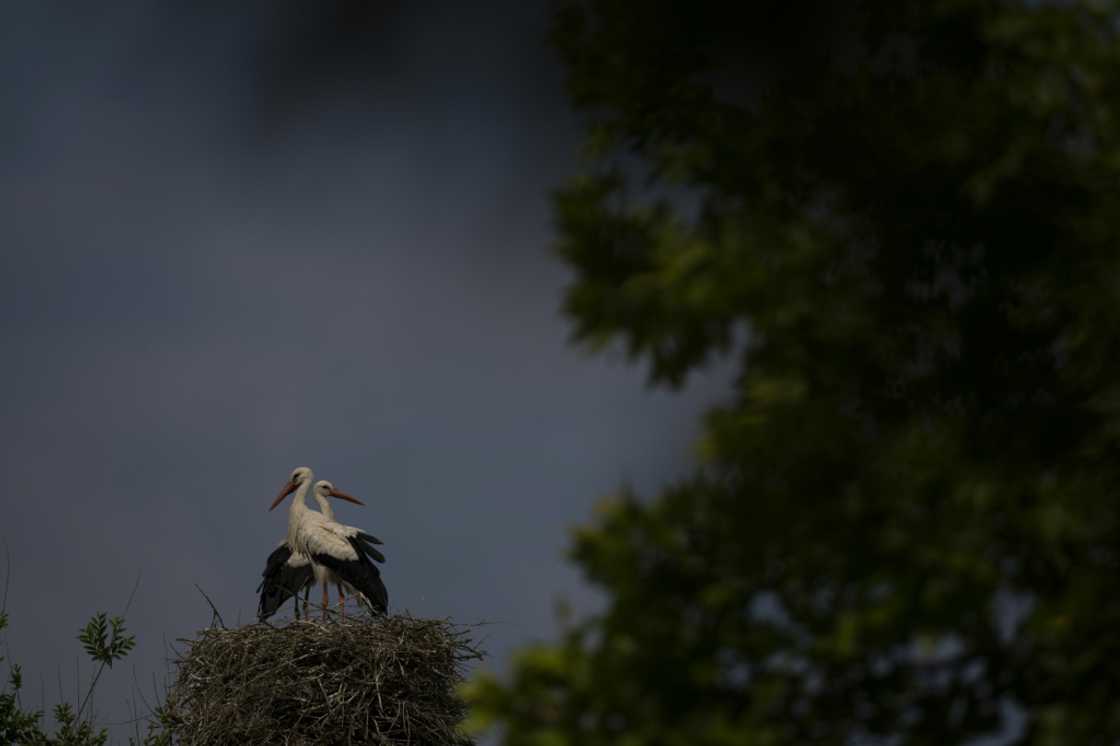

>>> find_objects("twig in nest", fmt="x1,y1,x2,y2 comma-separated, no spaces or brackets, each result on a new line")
193,584,226,629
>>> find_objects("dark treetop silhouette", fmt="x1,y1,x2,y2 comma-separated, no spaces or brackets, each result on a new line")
466,1,1120,744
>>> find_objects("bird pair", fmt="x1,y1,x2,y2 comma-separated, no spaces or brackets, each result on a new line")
257,466,389,622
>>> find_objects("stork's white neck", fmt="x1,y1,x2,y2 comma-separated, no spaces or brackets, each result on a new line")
287,475,314,532
312,490,334,521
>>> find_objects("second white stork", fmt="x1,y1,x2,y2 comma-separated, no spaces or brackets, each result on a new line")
305,479,387,616
269,472,389,619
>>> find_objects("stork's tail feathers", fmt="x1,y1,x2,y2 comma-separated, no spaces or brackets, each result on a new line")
354,590,383,615
257,543,313,621
312,536,389,616
257,582,289,621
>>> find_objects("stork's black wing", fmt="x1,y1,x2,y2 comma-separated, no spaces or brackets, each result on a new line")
312,536,388,615
257,542,314,620
355,531,386,563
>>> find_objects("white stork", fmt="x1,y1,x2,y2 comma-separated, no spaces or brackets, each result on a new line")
269,471,389,619
257,467,366,620
305,479,388,616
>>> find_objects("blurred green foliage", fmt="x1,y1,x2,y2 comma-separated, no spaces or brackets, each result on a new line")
466,1,1120,743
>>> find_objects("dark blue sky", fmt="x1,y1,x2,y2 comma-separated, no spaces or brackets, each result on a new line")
0,2,733,739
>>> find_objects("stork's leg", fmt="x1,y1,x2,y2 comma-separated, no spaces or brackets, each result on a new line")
293,591,300,620
303,586,310,618
322,582,329,620
338,583,346,616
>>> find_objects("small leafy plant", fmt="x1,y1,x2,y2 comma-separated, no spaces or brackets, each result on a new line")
0,560,163,745
1,610,45,744
78,613,137,670
1,607,140,745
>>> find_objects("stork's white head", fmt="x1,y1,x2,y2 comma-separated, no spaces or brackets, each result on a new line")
313,479,365,506
268,465,315,510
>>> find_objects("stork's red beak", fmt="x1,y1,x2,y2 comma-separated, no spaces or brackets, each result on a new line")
328,488,364,506
269,480,299,511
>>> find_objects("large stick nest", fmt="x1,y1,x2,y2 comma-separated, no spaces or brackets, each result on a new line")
162,614,482,745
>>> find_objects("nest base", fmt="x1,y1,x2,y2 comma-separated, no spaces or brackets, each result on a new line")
163,613,480,745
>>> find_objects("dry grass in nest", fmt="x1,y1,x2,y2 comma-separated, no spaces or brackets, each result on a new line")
162,613,482,745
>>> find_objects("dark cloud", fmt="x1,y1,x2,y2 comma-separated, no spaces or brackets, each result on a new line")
0,2,733,740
